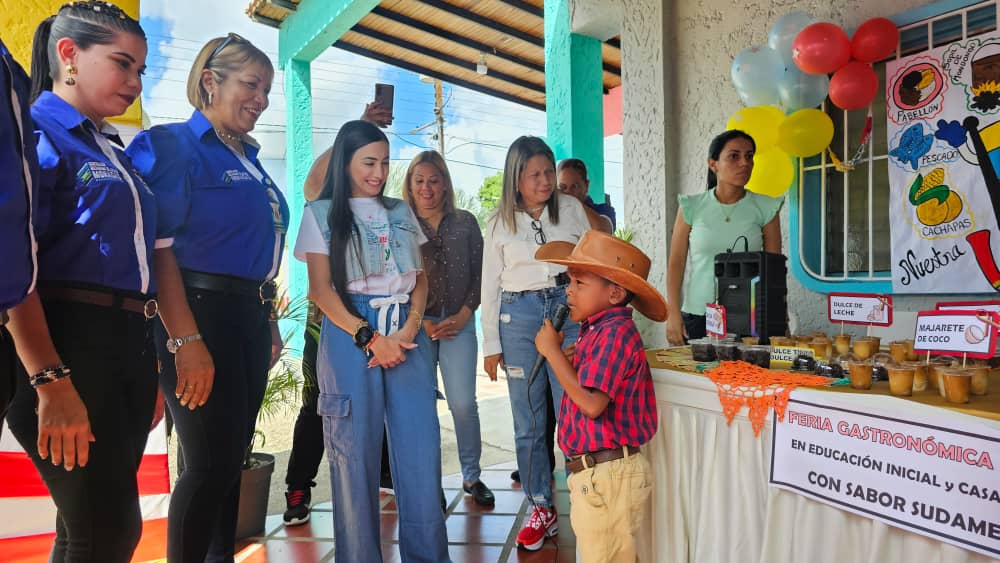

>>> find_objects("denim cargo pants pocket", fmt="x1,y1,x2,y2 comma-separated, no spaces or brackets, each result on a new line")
317,392,352,462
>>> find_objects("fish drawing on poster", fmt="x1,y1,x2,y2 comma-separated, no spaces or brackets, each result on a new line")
886,33,1000,293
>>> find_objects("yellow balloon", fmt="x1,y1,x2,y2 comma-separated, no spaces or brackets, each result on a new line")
746,148,794,197
777,108,834,157
726,106,785,152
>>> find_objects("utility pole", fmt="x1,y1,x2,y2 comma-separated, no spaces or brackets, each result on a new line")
432,79,445,155
410,77,447,154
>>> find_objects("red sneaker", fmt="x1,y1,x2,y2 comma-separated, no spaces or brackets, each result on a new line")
516,505,558,551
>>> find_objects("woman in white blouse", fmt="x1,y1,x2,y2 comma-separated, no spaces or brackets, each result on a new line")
481,136,590,551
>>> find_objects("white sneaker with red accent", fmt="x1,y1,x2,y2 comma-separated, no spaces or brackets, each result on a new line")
516,505,558,551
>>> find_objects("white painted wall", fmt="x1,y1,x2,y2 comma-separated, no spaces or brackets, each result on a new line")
574,0,982,346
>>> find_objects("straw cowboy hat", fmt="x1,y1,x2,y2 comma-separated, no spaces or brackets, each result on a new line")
535,230,668,322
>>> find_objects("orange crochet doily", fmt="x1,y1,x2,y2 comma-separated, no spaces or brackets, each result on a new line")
704,361,834,436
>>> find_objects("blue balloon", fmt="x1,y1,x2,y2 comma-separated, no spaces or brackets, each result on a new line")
732,46,784,106
768,11,814,67
778,65,830,112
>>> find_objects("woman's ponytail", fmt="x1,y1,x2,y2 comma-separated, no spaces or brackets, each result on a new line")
30,16,56,102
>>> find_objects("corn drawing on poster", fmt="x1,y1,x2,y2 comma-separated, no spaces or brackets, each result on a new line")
886,30,1000,293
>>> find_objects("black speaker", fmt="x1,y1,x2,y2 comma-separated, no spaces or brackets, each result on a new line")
714,250,788,343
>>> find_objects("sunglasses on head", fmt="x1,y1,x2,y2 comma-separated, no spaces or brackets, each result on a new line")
206,33,246,66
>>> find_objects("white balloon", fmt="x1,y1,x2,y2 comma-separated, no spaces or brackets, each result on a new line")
768,11,814,67
778,65,830,112
731,46,784,106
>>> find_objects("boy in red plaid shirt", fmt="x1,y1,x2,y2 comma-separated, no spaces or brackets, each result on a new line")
534,230,666,562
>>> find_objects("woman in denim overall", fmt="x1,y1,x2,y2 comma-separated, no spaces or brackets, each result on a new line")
292,120,450,562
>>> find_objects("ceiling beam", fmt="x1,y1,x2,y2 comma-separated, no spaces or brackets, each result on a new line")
333,40,545,112
409,1,618,78
494,0,542,18
350,24,545,94
369,6,544,73
249,13,283,28
268,0,298,11
411,0,542,47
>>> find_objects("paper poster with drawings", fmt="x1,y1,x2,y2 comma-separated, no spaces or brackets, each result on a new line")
886,30,1000,293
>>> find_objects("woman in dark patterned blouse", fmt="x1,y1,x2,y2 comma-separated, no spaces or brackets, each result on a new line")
403,150,495,507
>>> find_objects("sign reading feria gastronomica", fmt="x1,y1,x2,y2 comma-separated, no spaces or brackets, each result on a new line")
771,393,1000,558
886,29,1000,293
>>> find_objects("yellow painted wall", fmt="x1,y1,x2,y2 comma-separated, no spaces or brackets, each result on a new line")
0,0,142,127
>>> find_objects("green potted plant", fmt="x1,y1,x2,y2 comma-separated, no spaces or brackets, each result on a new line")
235,293,311,539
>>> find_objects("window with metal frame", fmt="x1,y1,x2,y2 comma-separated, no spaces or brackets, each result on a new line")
790,0,997,293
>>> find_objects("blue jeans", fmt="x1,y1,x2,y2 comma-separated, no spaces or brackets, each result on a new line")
317,295,450,563
498,286,579,509
426,314,482,483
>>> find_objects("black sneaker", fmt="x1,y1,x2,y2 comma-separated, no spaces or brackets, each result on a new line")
283,488,311,526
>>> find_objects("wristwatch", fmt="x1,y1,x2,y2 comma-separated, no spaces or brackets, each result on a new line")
353,324,375,351
166,333,203,354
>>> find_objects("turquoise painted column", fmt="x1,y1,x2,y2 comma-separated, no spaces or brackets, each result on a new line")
285,59,312,308
544,0,606,202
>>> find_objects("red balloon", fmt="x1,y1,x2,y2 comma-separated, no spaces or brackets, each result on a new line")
851,17,900,63
792,22,851,75
829,62,879,110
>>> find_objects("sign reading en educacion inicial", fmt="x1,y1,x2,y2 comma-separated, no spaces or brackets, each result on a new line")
913,309,999,359
705,303,726,338
828,292,893,326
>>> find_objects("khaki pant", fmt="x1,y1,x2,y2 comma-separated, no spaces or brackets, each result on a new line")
567,448,653,563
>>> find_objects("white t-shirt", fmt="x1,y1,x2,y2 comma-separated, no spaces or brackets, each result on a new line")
293,197,427,295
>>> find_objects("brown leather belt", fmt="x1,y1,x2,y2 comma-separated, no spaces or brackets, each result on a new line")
39,287,158,319
566,445,641,474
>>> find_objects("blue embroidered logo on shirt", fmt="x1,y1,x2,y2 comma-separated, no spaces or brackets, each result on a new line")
76,162,123,185
223,169,253,183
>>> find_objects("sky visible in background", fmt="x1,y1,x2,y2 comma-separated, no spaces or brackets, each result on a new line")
140,0,624,213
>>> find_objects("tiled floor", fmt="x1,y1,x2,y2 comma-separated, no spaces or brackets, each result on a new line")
234,461,576,563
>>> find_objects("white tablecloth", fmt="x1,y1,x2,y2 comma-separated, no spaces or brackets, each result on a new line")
642,368,1000,563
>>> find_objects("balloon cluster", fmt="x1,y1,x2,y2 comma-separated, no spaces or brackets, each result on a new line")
726,13,899,196
793,17,898,110
732,13,899,112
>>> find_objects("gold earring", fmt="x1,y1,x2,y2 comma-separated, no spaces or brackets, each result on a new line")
64,64,77,86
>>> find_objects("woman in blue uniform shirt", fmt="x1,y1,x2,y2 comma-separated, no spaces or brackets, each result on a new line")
6,3,212,562
126,33,289,562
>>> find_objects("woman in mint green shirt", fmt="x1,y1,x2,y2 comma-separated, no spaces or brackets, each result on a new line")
666,130,783,345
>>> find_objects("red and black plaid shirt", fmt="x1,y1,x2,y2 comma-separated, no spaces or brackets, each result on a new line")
558,306,658,456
